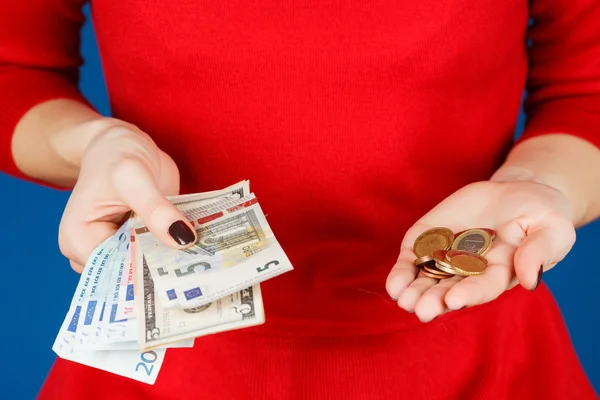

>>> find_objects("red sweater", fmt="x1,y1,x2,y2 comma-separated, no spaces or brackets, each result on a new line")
2,1,599,399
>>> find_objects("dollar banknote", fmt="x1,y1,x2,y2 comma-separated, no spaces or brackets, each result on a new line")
53,180,292,383
136,241,265,350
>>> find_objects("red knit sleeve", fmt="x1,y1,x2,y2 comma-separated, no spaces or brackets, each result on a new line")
0,0,91,181
519,0,600,149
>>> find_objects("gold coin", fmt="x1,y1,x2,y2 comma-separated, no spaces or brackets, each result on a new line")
435,261,457,275
413,227,455,258
423,264,453,276
450,254,487,276
451,229,492,256
455,229,496,241
432,249,449,264
419,268,452,280
432,250,456,275
414,255,434,267
445,250,471,262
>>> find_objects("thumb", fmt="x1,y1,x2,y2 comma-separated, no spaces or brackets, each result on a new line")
513,220,576,290
114,158,197,249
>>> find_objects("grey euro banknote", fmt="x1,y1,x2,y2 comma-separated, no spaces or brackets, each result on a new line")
134,193,294,312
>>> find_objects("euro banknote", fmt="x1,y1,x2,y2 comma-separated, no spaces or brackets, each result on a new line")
52,180,292,384
134,194,294,311
52,228,174,385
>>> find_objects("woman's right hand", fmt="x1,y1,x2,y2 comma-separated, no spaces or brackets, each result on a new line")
58,119,197,273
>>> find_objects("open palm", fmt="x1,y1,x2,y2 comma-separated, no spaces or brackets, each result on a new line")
386,180,576,322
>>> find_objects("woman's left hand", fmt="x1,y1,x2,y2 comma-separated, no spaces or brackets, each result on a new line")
385,179,577,322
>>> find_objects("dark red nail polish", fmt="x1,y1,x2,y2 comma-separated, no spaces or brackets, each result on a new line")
532,265,543,291
168,220,196,245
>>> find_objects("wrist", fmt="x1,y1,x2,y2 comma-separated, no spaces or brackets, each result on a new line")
12,99,130,187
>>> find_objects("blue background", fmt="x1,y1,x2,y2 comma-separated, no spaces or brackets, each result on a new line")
0,5,598,399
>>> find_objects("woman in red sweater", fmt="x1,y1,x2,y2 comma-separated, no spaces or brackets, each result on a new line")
1,1,599,399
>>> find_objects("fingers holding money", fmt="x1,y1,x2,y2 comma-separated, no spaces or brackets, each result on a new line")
390,224,553,317
112,157,197,250
389,226,506,317
59,157,195,270
57,125,193,273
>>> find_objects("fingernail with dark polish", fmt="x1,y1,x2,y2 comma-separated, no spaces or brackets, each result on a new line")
168,220,196,245
459,306,467,310
390,295,398,301
532,265,544,291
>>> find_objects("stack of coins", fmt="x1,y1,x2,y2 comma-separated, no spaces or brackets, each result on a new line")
413,227,496,279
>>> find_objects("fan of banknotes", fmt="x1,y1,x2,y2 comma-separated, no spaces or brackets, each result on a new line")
52,180,294,384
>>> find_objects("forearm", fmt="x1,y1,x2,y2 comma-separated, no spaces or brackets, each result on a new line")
491,134,600,227
11,99,126,187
